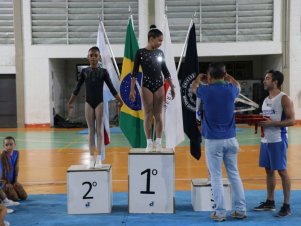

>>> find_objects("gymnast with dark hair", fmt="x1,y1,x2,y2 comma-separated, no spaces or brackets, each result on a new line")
129,25,175,152
68,46,123,168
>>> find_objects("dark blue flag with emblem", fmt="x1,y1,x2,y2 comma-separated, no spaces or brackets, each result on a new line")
178,23,202,160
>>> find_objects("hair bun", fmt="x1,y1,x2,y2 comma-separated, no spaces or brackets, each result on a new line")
149,24,157,30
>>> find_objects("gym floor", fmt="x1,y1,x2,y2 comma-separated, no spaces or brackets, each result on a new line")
1,125,300,194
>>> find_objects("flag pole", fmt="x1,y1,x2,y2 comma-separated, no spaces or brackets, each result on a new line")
163,5,168,37
128,5,133,24
176,12,196,76
128,6,135,43
129,5,132,14
99,20,121,78
127,12,142,97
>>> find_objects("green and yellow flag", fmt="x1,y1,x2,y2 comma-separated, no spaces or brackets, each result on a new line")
119,17,146,148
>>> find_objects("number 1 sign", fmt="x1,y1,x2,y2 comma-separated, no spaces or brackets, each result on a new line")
128,149,175,213
67,164,112,214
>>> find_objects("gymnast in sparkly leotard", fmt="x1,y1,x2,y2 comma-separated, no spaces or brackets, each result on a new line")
68,46,123,168
129,25,175,152
132,48,171,93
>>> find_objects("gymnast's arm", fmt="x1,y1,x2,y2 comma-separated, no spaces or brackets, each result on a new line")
161,59,175,99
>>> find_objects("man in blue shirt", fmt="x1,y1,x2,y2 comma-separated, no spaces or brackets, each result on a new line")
192,62,246,222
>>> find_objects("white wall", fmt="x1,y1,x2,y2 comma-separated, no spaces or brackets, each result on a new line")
65,59,87,124
289,0,301,120
49,59,66,124
0,46,15,74
261,54,283,90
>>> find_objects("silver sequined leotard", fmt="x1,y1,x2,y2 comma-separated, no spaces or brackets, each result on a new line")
132,48,171,93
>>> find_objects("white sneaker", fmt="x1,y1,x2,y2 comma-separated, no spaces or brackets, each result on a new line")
88,157,95,169
94,159,103,168
155,143,162,152
3,199,20,207
146,142,153,152
7,208,14,214
4,221,10,226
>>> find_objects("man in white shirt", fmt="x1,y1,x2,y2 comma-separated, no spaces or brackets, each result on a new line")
253,70,295,217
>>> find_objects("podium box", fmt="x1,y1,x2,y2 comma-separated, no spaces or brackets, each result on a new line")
128,148,175,213
191,178,232,211
67,164,112,214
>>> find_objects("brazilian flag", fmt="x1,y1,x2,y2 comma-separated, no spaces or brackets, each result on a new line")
119,17,146,148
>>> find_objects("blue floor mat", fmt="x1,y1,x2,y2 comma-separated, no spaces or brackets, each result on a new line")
78,127,122,134
7,190,301,226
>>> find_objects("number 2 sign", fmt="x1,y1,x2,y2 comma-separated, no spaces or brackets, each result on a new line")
67,165,112,214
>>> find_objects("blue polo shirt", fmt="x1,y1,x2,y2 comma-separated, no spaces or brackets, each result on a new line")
196,82,239,139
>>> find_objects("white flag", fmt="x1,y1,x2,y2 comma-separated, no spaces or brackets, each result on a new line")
96,22,120,160
160,16,185,149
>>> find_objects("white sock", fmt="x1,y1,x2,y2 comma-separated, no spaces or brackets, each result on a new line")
147,139,153,145
156,138,161,145
97,155,101,161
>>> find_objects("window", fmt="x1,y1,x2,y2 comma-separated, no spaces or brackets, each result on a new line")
166,0,273,43
0,0,14,44
31,0,139,44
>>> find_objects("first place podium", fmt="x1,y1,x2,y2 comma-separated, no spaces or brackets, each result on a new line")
67,164,112,214
128,148,175,213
